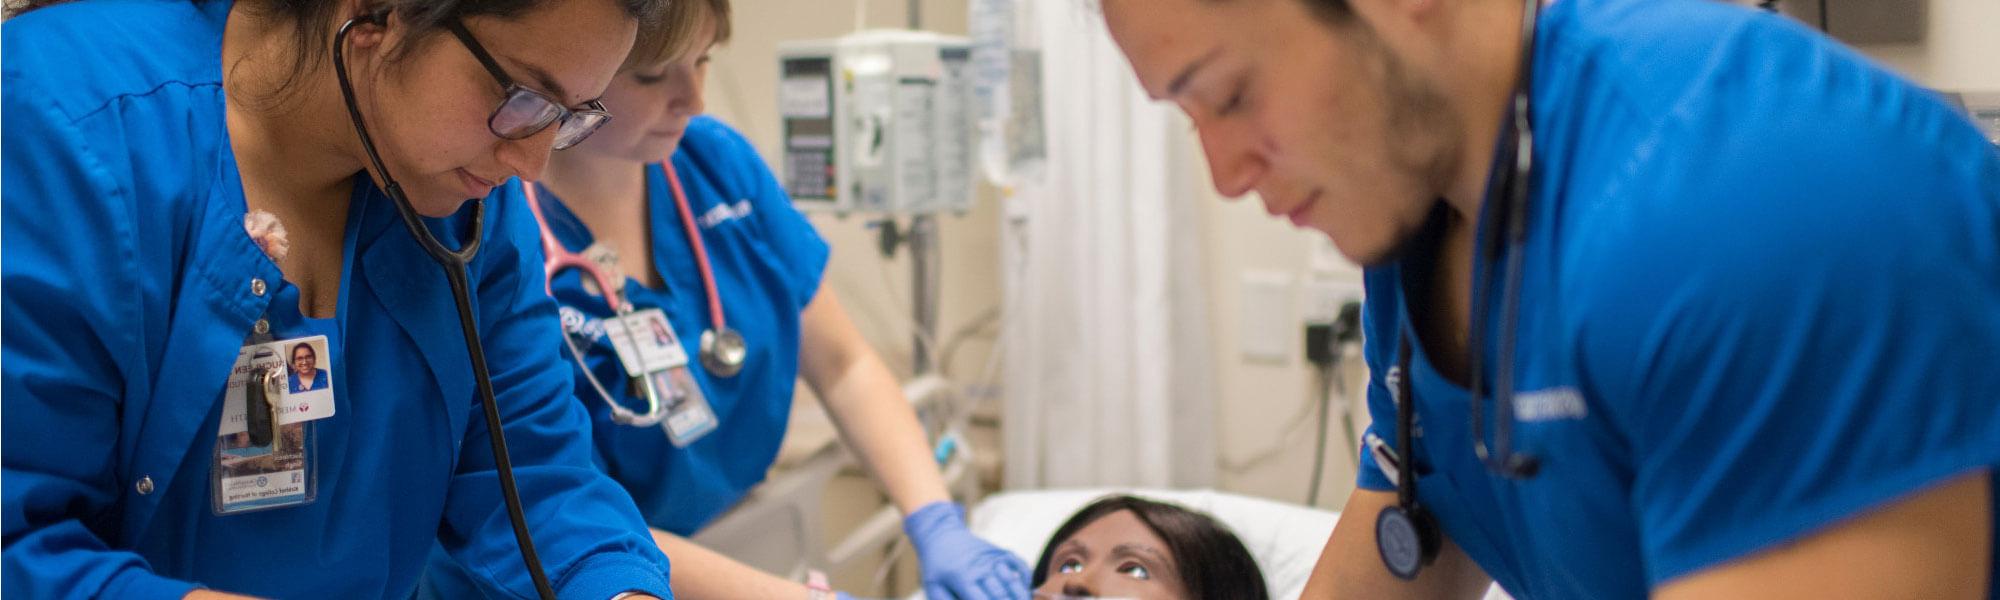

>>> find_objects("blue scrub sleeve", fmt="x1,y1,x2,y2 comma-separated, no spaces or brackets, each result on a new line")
1,75,203,600
436,181,672,600
1353,271,1401,493
1573,121,2000,588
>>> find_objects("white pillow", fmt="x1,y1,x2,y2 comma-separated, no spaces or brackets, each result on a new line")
962,488,1337,600
956,488,1512,600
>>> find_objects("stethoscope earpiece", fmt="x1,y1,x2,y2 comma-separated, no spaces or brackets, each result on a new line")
355,7,389,26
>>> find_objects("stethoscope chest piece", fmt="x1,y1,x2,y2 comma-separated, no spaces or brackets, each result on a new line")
1376,503,1441,581
699,327,747,378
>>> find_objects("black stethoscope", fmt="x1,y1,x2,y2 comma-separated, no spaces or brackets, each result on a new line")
521,161,747,425
1374,0,1546,581
333,14,556,599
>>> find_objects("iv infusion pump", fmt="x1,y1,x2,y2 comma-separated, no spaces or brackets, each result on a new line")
779,30,976,215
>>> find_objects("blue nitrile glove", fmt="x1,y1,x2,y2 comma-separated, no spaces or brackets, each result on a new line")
904,501,1031,600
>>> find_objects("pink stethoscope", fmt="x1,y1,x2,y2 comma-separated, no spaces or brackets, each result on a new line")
524,162,747,425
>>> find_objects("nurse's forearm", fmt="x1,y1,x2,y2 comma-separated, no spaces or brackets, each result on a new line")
799,290,953,514
817,352,954,513
1300,488,1492,599
649,528,810,599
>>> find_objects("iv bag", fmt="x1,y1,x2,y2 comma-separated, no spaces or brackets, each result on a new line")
970,0,1046,186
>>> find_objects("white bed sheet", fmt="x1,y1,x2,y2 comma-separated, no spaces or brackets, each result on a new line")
909,488,1510,600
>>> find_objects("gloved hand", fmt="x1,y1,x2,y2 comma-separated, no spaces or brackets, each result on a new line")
904,501,1031,600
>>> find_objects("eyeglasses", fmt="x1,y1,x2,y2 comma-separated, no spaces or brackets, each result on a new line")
446,20,610,150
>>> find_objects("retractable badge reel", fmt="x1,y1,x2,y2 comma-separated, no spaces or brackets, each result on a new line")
244,358,285,448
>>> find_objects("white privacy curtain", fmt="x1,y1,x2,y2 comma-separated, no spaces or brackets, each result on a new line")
999,0,1218,489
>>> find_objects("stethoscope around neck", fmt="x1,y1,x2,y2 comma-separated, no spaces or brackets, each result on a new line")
332,13,553,599
1374,0,1546,582
522,161,747,425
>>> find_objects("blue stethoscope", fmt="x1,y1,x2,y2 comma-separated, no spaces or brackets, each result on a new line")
1375,0,1545,581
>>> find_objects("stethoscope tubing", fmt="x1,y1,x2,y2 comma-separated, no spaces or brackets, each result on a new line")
523,183,671,427
1378,0,1546,581
334,14,556,599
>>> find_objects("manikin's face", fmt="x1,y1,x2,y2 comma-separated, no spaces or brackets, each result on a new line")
1036,510,1189,600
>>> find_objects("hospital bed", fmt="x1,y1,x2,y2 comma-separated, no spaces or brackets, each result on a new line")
689,375,983,585
947,488,1512,600
694,376,1509,599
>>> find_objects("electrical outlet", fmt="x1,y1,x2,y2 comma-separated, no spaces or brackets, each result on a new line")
1240,270,1296,363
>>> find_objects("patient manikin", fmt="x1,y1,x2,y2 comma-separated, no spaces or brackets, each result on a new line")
1030,495,1269,600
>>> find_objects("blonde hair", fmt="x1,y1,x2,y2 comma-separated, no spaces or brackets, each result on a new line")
625,0,732,70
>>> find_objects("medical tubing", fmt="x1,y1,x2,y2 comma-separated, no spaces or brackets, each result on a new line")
335,15,556,599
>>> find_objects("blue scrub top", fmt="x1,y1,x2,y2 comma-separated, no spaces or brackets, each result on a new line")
423,115,828,599
1353,0,2000,598
544,116,831,535
1,2,671,598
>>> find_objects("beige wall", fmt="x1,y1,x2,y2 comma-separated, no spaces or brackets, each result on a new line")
1192,162,1370,509
1851,0,2000,90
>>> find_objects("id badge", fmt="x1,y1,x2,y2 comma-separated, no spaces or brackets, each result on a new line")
601,308,690,376
212,336,336,515
603,310,716,445
642,367,718,447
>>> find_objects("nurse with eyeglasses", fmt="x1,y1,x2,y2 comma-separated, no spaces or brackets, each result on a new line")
2,1,679,598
